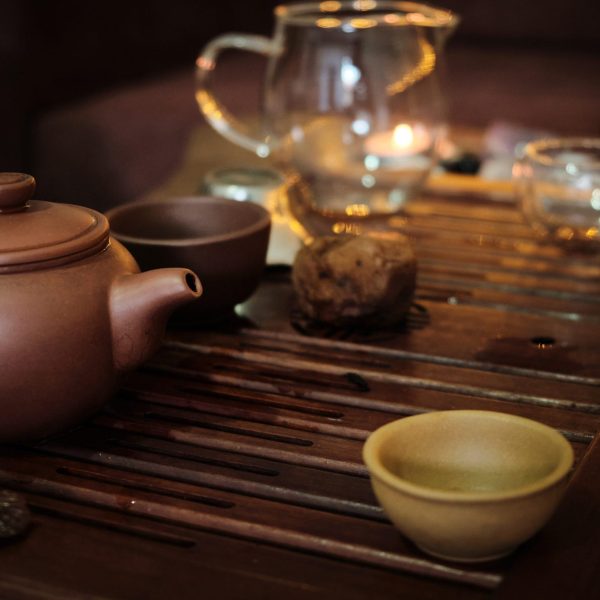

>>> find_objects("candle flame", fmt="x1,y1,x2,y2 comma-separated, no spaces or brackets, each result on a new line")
393,124,414,149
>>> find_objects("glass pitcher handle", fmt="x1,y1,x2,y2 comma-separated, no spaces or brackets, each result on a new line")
195,34,278,157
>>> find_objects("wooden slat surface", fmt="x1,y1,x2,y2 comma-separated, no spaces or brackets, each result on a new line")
1,191,599,599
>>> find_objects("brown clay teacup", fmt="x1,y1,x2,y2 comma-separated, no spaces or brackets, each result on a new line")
363,410,573,563
106,196,271,321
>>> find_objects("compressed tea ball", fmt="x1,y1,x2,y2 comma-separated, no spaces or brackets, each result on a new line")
292,234,417,326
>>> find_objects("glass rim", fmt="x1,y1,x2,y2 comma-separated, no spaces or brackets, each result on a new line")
524,137,600,170
274,1,457,28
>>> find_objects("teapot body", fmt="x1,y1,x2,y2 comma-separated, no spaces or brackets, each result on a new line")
0,173,202,442
0,239,138,441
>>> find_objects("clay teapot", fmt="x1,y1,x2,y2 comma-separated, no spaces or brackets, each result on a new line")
0,173,202,442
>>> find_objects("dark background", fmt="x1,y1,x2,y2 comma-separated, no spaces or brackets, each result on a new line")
1,0,599,205
0,0,277,169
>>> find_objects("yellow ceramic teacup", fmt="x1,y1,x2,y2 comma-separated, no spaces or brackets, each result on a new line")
363,410,573,562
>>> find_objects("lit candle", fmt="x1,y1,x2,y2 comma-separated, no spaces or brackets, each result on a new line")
364,123,432,168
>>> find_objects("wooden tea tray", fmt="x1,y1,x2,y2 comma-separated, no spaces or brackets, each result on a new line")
1,188,599,599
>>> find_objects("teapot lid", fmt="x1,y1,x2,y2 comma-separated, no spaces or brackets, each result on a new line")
0,173,110,273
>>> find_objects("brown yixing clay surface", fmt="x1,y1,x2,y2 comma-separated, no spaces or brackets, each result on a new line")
0,174,201,441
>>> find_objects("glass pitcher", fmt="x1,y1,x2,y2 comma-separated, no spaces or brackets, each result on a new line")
196,1,458,237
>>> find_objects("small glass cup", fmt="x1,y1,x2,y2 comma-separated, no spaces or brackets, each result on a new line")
203,167,302,265
515,138,600,251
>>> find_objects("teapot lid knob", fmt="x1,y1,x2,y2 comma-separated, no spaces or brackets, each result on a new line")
0,173,36,213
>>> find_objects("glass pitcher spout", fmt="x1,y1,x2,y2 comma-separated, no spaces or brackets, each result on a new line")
404,3,460,50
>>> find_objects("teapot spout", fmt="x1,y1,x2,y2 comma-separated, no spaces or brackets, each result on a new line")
110,268,202,372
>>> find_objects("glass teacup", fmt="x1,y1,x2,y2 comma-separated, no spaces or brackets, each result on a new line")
515,138,600,251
